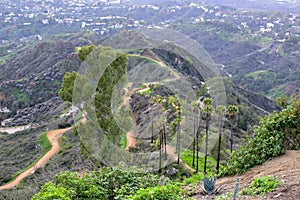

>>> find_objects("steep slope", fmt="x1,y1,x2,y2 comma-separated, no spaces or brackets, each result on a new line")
0,41,81,112
192,150,300,200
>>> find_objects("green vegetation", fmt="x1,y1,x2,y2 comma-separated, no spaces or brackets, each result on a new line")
59,71,79,102
32,182,74,200
221,97,300,175
77,45,96,61
181,150,216,174
125,184,190,200
0,53,12,65
241,176,280,196
245,70,268,78
94,47,128,142
120,132,127,150
59,45,128,143
32,164,190,200
38,132,52,152
182,173,205,185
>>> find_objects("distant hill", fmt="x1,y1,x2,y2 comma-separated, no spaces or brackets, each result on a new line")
0,33,102,115
201,0,300,12
173,23,300,99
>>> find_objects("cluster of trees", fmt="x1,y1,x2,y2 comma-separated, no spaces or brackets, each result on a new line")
190,100,238,174
59,45,128,143
147,92,238,175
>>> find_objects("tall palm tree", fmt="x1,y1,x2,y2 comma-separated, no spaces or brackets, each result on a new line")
215,105,227,174
203,98,212,174
227,105,238,153
191,101,199,167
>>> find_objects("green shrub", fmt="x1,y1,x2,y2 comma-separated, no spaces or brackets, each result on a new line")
32,164,164,200
221,98,300,176
32,182,75,200
125,184,189,200
241,176,280,196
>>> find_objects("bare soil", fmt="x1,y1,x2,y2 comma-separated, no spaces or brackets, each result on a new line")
192,150,300,200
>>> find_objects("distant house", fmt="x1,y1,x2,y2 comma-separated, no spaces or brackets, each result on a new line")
0,107,10,113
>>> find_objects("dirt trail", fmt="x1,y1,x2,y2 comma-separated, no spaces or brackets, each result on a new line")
193,150,300,200
0,127,72,190
123,83,137,151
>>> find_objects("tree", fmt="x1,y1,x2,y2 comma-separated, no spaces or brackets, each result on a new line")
203,97,212,174
59,71,78,102
0,92,6,108
215,105,226,174
191,101,199,167
154,95,167,173
78,45,96,61
192,100,204,173
227,105,238,153
175,101,182,165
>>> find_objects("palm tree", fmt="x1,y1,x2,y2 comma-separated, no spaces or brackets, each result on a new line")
149,97,156,144
227,105,238,153
215,105,227,174
203,98,212,174
175,102,181,165
191,101,199,167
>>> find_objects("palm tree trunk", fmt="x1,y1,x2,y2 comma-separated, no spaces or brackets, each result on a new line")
158,129,162,173
230,120,233,153
196,112,201,173
192,112,196,167
163,125,167,157
151,115,154,143
177,112,181,165
204,112,210,174
216,115,223,174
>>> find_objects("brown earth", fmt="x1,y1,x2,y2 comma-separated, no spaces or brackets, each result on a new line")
0,127,72,190
192,150,300,200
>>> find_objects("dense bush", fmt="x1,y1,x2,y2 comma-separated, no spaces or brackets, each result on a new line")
32,164,165,200
221,98,299,175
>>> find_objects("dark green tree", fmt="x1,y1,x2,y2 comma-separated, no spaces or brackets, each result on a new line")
58,71,78,102
78,45,96,61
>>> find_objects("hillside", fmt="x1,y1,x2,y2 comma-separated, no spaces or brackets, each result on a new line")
0,31,293,199
193,150,300,200
0,1,299,199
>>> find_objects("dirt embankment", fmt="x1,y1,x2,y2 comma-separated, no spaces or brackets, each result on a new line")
193,151,300,200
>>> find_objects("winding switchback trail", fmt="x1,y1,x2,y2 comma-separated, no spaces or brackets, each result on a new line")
0,127,72,190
